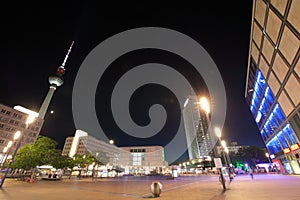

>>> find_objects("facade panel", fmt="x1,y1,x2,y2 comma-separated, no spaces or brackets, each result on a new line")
246,0,300,175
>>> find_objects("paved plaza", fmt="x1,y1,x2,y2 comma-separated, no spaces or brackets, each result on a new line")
0,174,300,200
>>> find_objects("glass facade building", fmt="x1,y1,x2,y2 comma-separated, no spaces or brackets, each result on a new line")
183,95,214,159
245,0,300,174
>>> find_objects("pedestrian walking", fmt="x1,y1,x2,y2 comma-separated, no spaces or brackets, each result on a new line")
249,168,253,179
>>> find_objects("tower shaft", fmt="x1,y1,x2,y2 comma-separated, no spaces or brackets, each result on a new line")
38,86,56,119
38,41,74,119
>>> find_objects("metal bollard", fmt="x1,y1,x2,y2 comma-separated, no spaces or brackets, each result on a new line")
150,181,162,198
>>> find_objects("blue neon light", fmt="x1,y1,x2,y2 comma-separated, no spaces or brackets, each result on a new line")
276,131,289,148
266,136,281,154
283,123,298,145
273,103,285,124
265,86,275,105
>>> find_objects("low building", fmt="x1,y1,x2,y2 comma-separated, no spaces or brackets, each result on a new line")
62,130,168,175
119,146,168,175
216,142,249,155
62,130,120,166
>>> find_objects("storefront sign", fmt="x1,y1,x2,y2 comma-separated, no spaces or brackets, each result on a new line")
214,158,222,168
291,144,300,151
283,148,291,154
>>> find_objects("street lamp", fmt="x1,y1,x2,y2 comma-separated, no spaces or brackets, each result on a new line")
0,115,35,188
0,147,9,167
214,127,226,190
199,97,216,158
265,152,272,164
1,131,22,169
199,97,210,114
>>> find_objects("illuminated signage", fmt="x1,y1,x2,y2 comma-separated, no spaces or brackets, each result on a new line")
291,144,300,151
283,148,291,154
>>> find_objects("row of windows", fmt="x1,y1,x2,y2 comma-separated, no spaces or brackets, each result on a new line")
1,109,11,115
12,113,23,119
130,149,146,152
266,124,299,155
250,68,300,156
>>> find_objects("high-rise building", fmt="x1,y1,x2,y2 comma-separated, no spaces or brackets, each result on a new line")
245,0,300,174
183,95,214,159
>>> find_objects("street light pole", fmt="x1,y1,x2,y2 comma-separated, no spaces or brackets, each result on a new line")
0,147,9,167
214,127,226,190
0,115,35,189
265,152,272,164
199,97,217,158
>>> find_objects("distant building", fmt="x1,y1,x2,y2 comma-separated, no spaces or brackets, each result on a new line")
0,104,43,158
62,130,120,166
216,142,249,156
119,146,168,175
182,95,214,159
245,0,300,174
62,130,168,175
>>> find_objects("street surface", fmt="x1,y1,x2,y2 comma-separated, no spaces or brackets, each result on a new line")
0,174,300,200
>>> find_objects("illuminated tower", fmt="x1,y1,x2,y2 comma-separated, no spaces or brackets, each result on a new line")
38,41,74,119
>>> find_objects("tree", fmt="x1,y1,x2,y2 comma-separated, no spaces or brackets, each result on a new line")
230,146,265,167
51,153,75,170
12,136,60,169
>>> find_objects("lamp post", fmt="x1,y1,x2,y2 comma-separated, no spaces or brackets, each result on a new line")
0,115,35,188
0,147,9,167
199,97,216,157
214,127,226,190
220,140,229,168
265,152,272,164
0,141,13,169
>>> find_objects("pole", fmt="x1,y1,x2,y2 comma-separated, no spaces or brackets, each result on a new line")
219,168,226,191
0,127,26,188
0,153,7,168
0,152,10,170
268,156,272,164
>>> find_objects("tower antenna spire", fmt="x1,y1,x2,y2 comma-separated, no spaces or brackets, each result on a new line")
61,41,74,68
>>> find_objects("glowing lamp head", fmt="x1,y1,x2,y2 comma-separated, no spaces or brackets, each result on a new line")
265,152,269,157
14,131,21,140
26,114,36,125
3,146,8,153
109,140,114,144
7,140,13,148
221,140,226,148
215,127,222,138
199,97,210,114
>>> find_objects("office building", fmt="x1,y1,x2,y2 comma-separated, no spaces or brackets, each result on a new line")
62,130,120,166
0,104,43,160
62,130,168,175
245,0,300,174
183,95,214,159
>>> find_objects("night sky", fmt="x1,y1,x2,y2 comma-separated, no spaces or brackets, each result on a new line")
0,1,265,162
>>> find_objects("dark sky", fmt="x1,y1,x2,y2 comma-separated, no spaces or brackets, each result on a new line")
0,1,265,161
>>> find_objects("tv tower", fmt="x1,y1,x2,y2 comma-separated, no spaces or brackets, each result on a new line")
38,41,74,119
